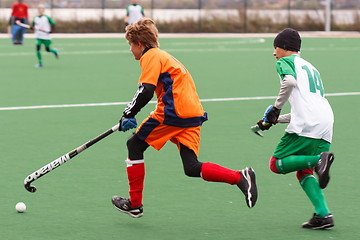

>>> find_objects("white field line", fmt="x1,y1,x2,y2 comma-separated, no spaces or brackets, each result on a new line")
0,48,269,57
0,92,359,111
2,46,360,57
0,39,268,57
1,38,360,57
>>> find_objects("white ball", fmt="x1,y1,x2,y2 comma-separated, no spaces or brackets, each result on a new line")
16,202,26,213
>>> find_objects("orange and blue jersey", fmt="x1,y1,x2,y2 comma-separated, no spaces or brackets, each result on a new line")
138,48,207,128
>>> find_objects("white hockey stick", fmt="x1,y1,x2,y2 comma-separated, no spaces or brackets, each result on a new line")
15,20,31,29
251,124,264,137
15,20,50,33
250,122,271,137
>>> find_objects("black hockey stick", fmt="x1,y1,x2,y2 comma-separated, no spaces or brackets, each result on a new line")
24,123,120,192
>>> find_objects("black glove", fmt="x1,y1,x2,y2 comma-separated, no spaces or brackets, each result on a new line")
265,105,281,124
257,120,273,131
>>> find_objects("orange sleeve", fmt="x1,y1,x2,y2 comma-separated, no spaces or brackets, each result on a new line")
139,49,161,86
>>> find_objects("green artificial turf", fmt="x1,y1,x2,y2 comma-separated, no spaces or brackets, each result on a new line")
0,36,359,240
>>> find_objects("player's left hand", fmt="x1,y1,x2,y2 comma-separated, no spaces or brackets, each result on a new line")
119,117,137,132
263,105,281,124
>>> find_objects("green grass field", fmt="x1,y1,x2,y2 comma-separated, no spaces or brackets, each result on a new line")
1,35,360,240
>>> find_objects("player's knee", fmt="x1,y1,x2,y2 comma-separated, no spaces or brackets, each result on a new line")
126,136,142,157
45,47,50,52
269,156,281,174
180,144,202,177
183,161,202,177
126,134,148,160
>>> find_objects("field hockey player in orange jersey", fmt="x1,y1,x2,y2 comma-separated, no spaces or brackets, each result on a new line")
111,18,258,218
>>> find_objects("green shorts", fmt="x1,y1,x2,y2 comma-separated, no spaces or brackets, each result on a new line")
273,132,330,159
36,39,52,48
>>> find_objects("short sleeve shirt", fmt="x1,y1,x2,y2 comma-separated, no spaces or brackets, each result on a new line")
139,48,207,128
33,15,55,40
276,54,334,143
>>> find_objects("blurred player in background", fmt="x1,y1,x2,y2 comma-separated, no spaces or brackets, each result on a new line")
10,0,28,44
257,28,335,229
111,18,258,218
32,5,59,68
124,0,145,26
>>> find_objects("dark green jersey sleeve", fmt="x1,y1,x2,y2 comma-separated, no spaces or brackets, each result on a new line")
276,54,297,80
46,15,55,25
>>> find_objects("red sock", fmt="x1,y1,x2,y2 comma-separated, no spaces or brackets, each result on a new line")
201,162,241,185
127,161,145,208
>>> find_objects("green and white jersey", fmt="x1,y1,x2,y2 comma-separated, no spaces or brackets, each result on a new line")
276,54,334,143
33,15,54,40
126,4,144,25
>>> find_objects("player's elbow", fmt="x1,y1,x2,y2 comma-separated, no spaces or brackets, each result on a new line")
142,83,155,100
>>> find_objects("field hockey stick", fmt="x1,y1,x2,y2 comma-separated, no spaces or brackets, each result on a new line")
250,124,264,137
15,20,50,33
15,20,32,29
24,123,120,193
250,122,271,137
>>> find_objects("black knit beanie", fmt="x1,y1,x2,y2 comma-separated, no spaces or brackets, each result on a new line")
273,28,301,52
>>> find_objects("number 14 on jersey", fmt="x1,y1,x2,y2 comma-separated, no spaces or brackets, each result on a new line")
302,65,324,97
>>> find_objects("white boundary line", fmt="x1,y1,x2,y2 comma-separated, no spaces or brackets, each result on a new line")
0,92,359,111
2,46,360,57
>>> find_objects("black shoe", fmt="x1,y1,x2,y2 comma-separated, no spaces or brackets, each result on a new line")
302,213,334,229
315,152,334,189
111,196,143,218
237,167,257,208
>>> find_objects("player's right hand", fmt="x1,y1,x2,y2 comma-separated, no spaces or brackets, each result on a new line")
257,120,273,131
263,105,281,124
119,117,137,132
